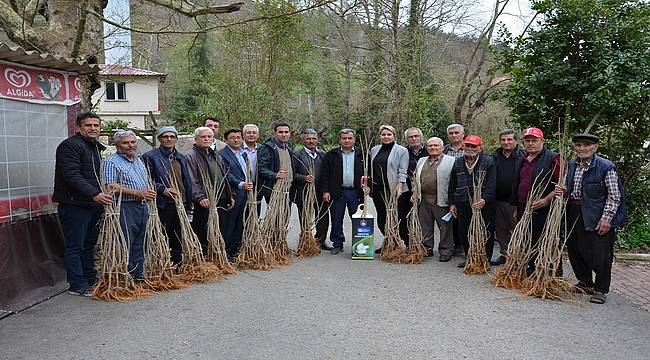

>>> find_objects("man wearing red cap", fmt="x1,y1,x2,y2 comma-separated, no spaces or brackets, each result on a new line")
511,127,562,275
448,134,496,268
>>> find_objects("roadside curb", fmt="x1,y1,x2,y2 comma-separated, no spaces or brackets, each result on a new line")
615,253,650,261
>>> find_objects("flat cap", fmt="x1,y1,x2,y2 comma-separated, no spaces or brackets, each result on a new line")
572,133,599,144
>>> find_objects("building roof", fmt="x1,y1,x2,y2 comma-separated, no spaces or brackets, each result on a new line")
99,64,166,82
0,43,98,74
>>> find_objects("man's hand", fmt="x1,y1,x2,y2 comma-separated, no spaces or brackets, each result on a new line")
512,206,518,221
596,219,611,236
305,175,315,183
93,193,113,206
228,198,235,210
449,204,458,218
410,194,415,203
276,170,287,179
396,183,403,197
163,188,179,198
199,198,211,208
243,182,254,191
553,185,566,197
531,196,551,210
362,186,370,195
141,189,157,201
323,192,331,202
473,198,486,210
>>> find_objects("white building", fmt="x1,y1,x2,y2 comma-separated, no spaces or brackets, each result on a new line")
91,64,166,129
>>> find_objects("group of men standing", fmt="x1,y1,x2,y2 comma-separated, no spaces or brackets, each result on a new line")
54,114,626,304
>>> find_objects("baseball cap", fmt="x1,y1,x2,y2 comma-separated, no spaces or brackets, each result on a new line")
463,135,483,146
523,127,544,139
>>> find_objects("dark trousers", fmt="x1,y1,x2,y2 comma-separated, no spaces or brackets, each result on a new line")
59,204,102,290
397,191,413,247
330,189,361,248
494,200,516,256
567,204,614,293
456,203,495,260
119,203,149,279
192,203,209,254
373,190,410,243
222,189,246,256
297,195,330,244
159,203,183,264
517,203,563,273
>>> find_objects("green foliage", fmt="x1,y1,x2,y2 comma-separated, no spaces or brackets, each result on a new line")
101,119,130,132
161,0,312,136
496,0,650,228
616,219,650,251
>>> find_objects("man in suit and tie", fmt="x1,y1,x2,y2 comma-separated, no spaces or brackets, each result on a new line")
291,129,331,250
220,128,254,258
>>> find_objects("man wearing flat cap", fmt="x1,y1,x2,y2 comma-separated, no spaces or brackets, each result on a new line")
511,127,562,276
142,126,194,265
447,134,496,268
560,133,627,304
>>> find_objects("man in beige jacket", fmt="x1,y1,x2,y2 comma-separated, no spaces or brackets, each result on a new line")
412,137,456,261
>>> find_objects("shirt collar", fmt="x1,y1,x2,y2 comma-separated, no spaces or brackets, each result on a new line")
228,145,242,154
117,152,136,162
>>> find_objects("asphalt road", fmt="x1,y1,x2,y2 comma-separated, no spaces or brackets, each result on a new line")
1,202,649,359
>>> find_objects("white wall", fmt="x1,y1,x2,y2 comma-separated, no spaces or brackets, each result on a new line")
91,76,160,129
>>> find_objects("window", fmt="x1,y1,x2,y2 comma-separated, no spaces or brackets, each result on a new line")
105,82,127,100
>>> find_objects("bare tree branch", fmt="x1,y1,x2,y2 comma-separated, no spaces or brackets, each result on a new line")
88,1,336,35
144,0,244,18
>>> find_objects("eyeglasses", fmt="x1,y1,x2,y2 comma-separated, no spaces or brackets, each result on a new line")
160,135,177,139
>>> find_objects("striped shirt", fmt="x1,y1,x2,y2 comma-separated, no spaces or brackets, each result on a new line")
570,159,621,223
103,153,150,202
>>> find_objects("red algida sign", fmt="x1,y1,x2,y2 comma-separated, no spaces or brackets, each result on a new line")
0,62,82,105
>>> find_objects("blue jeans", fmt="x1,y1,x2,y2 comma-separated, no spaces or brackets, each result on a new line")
59,204,102,290
329,189,361,248
120,203,149,278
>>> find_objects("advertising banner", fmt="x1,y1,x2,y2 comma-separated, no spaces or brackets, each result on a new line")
0,62,81,105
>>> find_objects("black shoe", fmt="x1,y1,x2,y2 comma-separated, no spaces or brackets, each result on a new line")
439,255,452,262
330,247,343,255
456,261,466,268
227,254,236,263
489,255,507,266
68,287,92,297
375,247,382,254
426,248,434,257
320,243,334,251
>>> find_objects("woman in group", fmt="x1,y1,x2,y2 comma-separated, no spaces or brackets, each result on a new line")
365,125,409,249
